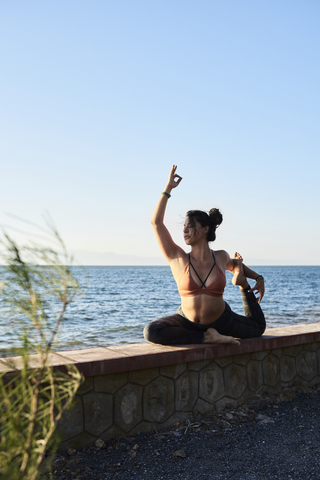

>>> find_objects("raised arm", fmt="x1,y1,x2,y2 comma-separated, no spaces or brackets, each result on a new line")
151,165,183,262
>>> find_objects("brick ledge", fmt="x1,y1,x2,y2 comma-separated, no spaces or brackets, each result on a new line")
1,322,320,377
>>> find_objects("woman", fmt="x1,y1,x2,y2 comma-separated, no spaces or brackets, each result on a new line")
143,165,266,346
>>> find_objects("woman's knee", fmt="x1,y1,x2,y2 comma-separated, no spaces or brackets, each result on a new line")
257,321,266,336
143,321,164,343
253,314,266,337
143,322,154,342
258,311,266,335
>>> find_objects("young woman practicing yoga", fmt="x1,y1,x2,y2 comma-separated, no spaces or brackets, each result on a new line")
143,165,266,346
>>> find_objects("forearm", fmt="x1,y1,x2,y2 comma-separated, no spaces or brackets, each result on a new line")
243,263,265,303
242,264,261,281
151,183,172,226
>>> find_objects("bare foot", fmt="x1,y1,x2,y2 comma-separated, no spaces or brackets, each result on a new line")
232,252,249,289
203,328,240,345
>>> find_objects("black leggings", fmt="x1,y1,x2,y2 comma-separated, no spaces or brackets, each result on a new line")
143,286,266,345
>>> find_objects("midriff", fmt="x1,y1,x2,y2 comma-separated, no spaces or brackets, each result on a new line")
181,294,225,325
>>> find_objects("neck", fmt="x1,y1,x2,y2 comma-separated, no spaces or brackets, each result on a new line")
190,242,212,261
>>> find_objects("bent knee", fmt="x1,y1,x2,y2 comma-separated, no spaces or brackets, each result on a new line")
143,323,152,342
256,319,266,337
256,327,266,337
143,322,161,344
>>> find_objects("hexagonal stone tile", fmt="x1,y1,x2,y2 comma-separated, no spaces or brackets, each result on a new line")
246,360,263,392
214,357,233,368
232,353,251,366
143,376,174,423
83,391,113,436
296,350,318,381
175,370,198,411
272,348,283,358
193,398,216,416
161,411,191,428
58,395,83,442
283,345,303,357
77,377,94,396
280,356,296,383
129,367,159,385
223,363,247,399
94,372,128,393
160,363,187,379
252,351,269,361
263,354,280,386
58,431,96,451
309,375,320,389
188,360,211,371
215,396,238,412
304,342,320,352
100,424,127,443
199,363,225,404
114,383,143,432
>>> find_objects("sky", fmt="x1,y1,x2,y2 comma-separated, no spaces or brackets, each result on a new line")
1,1,319,265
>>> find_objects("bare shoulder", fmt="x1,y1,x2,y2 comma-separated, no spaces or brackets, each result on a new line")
213,250,232,271
214,249,230,263
169,250,189,280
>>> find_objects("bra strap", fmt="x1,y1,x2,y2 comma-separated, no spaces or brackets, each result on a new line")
189,251,216,289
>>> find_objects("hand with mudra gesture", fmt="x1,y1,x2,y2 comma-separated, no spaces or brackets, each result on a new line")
167,165,183,190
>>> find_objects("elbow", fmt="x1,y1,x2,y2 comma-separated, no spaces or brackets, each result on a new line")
151,217,161,227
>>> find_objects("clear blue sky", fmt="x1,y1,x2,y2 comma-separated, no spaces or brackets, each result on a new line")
1,1,319,265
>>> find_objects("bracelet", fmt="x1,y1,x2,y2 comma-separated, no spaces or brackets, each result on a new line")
162,192,171,198
255,275,264,282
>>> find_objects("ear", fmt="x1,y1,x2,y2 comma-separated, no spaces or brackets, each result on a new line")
203,226,209,236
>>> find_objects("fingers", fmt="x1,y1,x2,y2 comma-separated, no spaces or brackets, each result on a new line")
169,165,176,180
174,174,182,186
169,165,182,188
249,284,264,303
171,165,178,175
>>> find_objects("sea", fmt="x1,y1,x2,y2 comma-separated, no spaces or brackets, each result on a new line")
1,266,320,356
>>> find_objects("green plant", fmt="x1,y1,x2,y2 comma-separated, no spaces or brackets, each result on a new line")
0,222,83,480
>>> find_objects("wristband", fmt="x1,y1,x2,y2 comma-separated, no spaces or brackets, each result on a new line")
255,275,264,282
162,192,171,198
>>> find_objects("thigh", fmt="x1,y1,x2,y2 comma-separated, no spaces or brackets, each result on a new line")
144,313,206,345
210,303,266,339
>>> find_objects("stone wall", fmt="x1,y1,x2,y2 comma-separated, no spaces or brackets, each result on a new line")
2,322,320,450
58,340,320,450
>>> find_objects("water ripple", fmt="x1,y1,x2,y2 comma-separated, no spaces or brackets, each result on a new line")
1,265,320,355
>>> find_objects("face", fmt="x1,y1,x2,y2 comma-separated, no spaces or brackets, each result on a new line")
183,217,208,245
183,218,194,244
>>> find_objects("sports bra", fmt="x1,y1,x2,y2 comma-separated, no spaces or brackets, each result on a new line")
177,251,226,298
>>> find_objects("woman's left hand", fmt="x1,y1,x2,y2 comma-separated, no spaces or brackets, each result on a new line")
249,278,265,304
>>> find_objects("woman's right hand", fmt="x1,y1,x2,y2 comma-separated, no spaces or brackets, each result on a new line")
166,165,182,191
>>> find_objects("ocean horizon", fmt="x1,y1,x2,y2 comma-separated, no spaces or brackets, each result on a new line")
1,265,320,355
71,249,320,267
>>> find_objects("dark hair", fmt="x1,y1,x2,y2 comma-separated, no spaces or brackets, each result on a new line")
186,208,223,242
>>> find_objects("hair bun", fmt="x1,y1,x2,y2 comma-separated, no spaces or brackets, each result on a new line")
209,208,223,228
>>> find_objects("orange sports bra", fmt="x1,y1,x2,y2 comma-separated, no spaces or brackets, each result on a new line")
177,252,226,298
